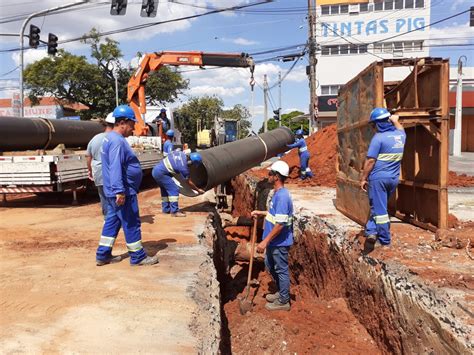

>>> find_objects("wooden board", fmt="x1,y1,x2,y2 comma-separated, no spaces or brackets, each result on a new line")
335,58,449,231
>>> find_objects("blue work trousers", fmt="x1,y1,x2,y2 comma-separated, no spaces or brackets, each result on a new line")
299,152,313,178
97,185,108,218
365,177,398,245
152,170,180,214
265,246,291,304
96,194,147,264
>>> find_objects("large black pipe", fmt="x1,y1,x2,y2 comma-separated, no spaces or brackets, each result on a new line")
0,116,104,151
179,127,294,196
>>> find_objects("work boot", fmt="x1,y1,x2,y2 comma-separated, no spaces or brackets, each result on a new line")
265,292,280,303
96,255,122,266
171,211,186,217
361,235,377,256
265,299,290,311
133,254,159,266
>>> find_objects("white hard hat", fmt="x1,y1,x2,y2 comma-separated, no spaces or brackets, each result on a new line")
269,160,289,177
105,112,115,124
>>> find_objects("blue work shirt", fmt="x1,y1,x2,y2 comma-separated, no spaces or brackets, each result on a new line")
163,139,173,156
154,150,190,179
367,129,406,181
287,138,309,157
263,187,294,247
86,132,106,187
101,131,143,197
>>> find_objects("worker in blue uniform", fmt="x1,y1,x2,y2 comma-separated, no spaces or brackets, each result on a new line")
152,151,205,217
153,108,170,132
163,129,174,156
96,105,159,266
360,108,406,250
286,129,314,179
252,160,294,311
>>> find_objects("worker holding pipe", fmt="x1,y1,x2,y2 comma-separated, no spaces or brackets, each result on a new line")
86,113,115,217
251,160,294,312
163,130,174,156
152,150,205,217
96,105,159,266
286,129,314,179
360,108,405,250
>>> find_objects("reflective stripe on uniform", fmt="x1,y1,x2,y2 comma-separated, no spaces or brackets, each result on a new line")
266,213,293,226
126,240,143,252
163,157,175,174
305,168,311,172
99,236,115,248
299,146,307,152
274,214,289,223
171,177,182,188
162,197,169,202
168,196,179,202
377,153,403,162
374,214,390,224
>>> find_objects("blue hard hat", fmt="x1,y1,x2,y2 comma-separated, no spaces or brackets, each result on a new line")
295,129,304,136
190,152,202,165
369,108,390,122
166,129,174,137
160,108,167,113
112,105,137,122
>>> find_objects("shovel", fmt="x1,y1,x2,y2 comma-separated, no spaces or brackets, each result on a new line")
239,217,258,315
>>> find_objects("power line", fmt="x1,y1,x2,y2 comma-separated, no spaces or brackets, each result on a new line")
0,65,19,77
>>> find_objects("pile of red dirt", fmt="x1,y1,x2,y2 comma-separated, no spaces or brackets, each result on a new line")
448,171,474,187
251,124,338,187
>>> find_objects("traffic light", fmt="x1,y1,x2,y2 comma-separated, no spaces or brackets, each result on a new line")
141,0,158,17
28,24,40,49
47,33,58,56
110,0,127,15
470,6,474,27
273,108,280,121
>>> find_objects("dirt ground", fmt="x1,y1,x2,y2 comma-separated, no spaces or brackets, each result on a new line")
0,189,217,353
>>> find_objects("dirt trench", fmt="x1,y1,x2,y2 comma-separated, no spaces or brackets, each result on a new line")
199,174,472,354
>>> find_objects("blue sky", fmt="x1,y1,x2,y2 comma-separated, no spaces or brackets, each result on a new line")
0,0,473,131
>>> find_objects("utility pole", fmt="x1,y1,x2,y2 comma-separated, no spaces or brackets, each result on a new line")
453,55,467,156
19,1,88,117
263,74,268,133
114,68,119,107
307,0,318,134
278,71,282,127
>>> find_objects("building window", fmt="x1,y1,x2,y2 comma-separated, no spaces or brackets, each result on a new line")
339,44,349,55
322,86,330,95
321,85,341,95
374,1,384,11
340,4,349,13
321,5,330,15
403,41,413,51
321,44,372,56
321,46,330,56
384,0,394,10
415,0,424,8
405,0,414,8
329,46,339,55
359,3,368,12
359,45,368,54
374,43,383,53
395,0,403,9
330,5,339,14
383,43,393,53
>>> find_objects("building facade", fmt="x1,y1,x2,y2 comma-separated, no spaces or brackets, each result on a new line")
315,0,431,126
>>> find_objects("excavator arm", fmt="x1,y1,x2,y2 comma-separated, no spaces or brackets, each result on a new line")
127,51,255,136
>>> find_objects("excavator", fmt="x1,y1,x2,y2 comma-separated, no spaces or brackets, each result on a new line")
127,51,255,138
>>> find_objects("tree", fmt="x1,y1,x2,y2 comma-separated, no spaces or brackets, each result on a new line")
174,96,223,147
24,28,188,120
221,104,252,139
258,110,307,133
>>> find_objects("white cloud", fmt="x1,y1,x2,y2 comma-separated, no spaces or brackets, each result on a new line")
0,79,20,98
11,49,48,67
450,0,472,10
187,85,245,97
232,37,259,46
428,22,474,46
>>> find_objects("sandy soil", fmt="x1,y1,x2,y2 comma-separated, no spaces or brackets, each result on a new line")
0,189,215,353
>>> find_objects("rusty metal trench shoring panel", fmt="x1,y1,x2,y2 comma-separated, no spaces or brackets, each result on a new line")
336,58,450,231
0,116,104,151
179,127,294,197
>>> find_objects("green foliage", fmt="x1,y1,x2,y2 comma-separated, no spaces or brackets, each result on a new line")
174,96,252,146
258,110,307,134
24,28,188,120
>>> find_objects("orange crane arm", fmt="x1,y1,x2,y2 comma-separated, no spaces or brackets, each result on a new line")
127,51,255,136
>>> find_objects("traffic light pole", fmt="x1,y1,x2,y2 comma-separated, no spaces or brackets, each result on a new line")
19,1,87,117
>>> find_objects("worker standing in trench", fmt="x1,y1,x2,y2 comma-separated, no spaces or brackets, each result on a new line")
252,160,294,311
360,108,405,251
96,105,159,266
163,129,174,156
152,150,205,217
86,113,115,217
286,129,314,179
